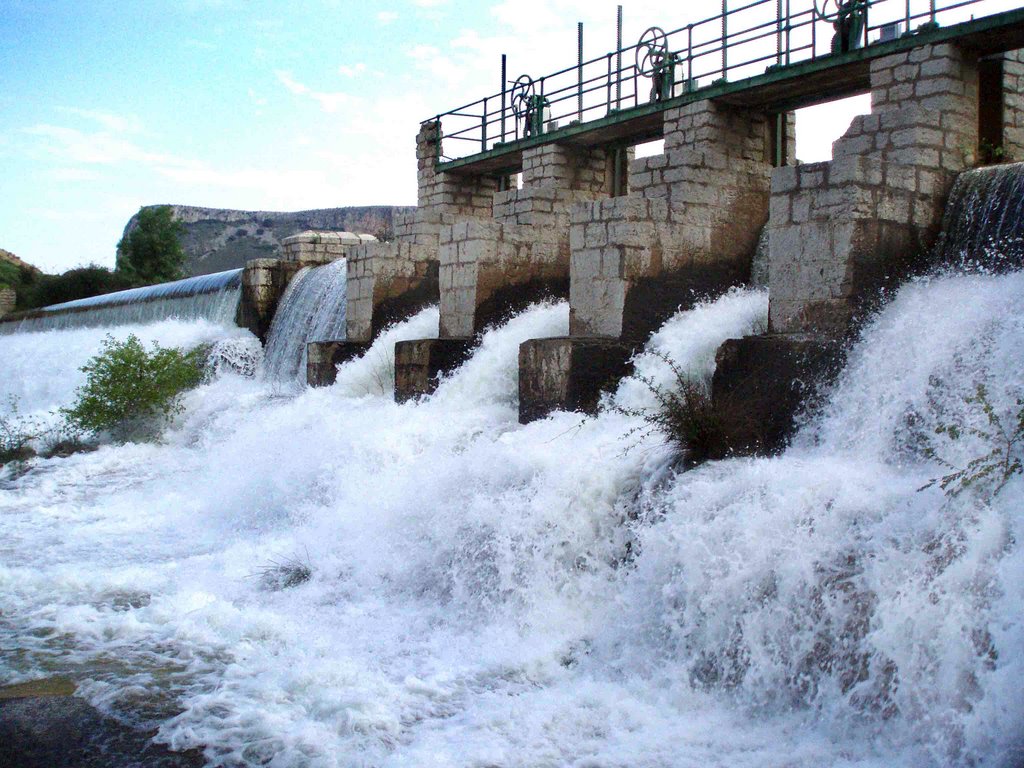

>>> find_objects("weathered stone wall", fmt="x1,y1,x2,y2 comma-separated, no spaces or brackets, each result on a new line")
346,242,438,342
770,42,981,335
239,258,304,341
1003,50,1024,158
0,286,15,318
438,218,567,337
570,99,774,342
437,143,610,340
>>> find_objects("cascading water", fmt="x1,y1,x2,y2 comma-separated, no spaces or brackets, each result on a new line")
0,268,243,335
0,169,1022,767
262,259,350,382
939,161,1024,267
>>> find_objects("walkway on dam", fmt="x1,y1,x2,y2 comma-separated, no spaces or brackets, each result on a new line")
431,0,1024,176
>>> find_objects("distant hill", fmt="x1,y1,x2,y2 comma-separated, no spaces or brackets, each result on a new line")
122,205,415,276
0,248,40,275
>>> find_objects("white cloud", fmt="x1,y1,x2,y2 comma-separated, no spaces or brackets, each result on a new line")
338,63,366,78
25,124,180,167
55,107,143,134
275,70,350,113
412,0,448,6
376,10,399,24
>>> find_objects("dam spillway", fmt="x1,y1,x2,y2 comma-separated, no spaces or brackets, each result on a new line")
0,268,243,335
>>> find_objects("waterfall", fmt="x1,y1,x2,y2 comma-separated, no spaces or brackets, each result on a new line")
262,259,348,381
938,161,1024,268
0,268,242,335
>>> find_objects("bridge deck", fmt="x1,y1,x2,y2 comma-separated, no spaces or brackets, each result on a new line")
439,8,1024,177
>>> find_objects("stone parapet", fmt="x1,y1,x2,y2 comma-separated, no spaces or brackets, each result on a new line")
346,241,439,343
416,121,498,217
280,230,375,264
438,217,569,338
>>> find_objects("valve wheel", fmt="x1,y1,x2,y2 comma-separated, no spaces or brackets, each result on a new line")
813,0,844,22
510,74,536,122
636,26,668,78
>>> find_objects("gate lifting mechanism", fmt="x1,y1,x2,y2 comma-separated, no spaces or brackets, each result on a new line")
636,26,679,103
815,0,870,53
511,75,551,138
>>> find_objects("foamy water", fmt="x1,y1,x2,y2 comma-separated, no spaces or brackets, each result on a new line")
0,278,1020,767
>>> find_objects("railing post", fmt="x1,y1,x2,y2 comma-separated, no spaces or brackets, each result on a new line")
777,0,783,65
481,97,488,153
616,5,623,109
687,25,693,86
607,53,613,113
578,22,584,123
930,0,937,24
500,54,507,144
905,0,911,33
722,0,728,78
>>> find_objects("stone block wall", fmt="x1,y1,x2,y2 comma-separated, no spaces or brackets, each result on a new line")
438,218,567,338
1003,50,1024,158
568,99,774,342
770,42,986,336
415,121,498,219
239,258,304,341
833,43,979,172
768,156,945,334
0,286,15,318
346,242,438,342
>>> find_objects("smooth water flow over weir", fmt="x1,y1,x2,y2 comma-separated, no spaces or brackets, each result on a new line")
262,259,349,382
940,161,1024,266
0,268,243,334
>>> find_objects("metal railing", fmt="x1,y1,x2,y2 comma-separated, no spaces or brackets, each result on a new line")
429,0,1005,164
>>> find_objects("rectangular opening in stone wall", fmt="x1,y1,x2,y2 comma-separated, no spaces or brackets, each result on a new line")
979,56,1005,160
633,139,664,159
795,93,872,162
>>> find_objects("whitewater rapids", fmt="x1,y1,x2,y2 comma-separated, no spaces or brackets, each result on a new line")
0,275,1021,767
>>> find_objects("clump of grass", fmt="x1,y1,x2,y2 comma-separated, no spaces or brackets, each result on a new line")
0,396,50,472
253,552,314,592
616,351,724,467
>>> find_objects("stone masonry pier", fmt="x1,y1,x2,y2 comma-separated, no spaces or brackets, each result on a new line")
310,121,496,388
394,142,614,401
519,100,788,423
711,44,1024,456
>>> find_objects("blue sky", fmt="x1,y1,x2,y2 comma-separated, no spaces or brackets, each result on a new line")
1,0,1012,272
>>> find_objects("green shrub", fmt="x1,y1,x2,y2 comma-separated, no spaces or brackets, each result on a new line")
920,383,1023,499
25,265,135,309
61,335,210,441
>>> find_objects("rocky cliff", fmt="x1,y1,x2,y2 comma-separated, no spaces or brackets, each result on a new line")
122,205,414,276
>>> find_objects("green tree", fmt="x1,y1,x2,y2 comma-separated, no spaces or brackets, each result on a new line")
116,205,186,284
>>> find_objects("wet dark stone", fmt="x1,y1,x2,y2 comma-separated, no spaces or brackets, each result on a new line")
306,341,372,387
0,694,205,768
710,333,846,456
519,336,637,424
394,338,474,402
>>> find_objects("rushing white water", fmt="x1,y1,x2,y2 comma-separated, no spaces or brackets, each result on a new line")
0,269,243,335
262,260,351,382
0,274,1020,767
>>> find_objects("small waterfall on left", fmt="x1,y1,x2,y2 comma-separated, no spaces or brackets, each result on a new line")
0,268,243,334
262,259,348,382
